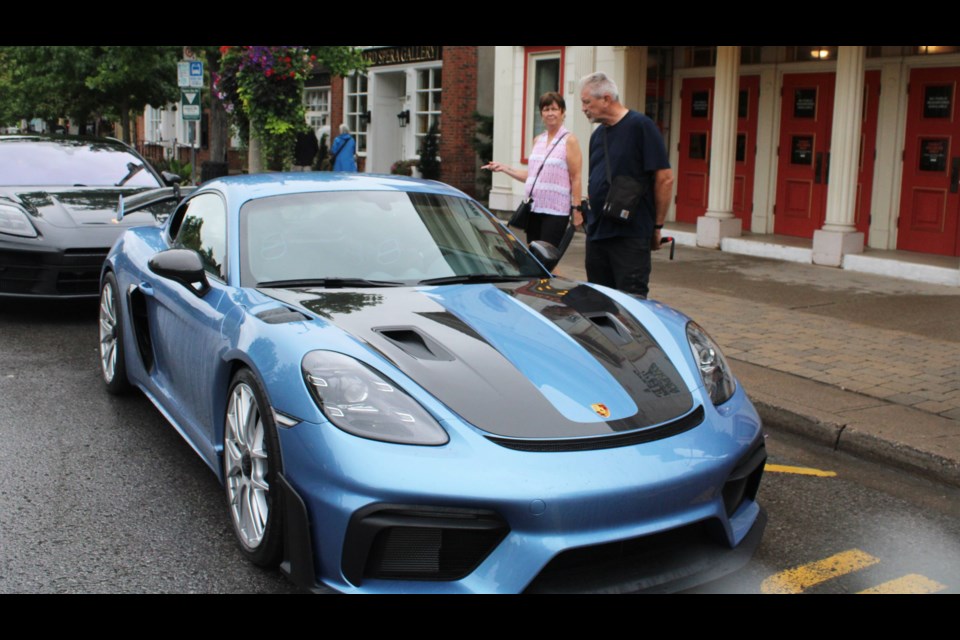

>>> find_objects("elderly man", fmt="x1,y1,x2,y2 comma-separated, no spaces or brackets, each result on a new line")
579,71,674,298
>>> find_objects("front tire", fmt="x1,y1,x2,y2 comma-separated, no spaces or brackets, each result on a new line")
99,272,130,395
223,369,283,567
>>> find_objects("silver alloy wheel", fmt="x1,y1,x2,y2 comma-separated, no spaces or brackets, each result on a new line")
98,279,118,382
224,381,270,550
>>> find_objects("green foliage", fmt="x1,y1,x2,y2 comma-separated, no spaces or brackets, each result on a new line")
214,46,366,171
390,159,418,176
418,120,441,180
0,46,180,140
152,157,193,185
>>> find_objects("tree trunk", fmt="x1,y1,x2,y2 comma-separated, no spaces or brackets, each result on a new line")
209,98,229,163
248,130,263,174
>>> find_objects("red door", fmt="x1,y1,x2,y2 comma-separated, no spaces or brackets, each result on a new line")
775,73,835,237
897,67,960,256
675,78,712,224
675,76,759,230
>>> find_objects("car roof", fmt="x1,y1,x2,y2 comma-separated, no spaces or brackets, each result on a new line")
0,133,135,150
196,172,469,202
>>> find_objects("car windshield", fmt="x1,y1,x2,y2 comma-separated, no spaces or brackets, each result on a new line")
0,138,163,188
241,190,550,287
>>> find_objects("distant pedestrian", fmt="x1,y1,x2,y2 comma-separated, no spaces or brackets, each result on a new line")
330,124,358,172
579,71,673,298
293,127,319,171
483,91,584,248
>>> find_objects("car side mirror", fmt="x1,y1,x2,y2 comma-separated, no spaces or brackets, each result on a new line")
528,240,561,272
148,249,210,296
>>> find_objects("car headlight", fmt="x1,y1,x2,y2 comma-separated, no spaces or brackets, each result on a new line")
0,203,38,238
686,321,735,405
302,350,449,446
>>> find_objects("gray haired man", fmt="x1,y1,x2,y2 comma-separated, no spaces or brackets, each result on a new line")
579,72,673,298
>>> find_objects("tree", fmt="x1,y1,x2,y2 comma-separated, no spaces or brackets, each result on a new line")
84,46,182,143
0,46,181,142
213,46,367,172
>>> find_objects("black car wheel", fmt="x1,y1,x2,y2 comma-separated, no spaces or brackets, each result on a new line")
223,368,284,567
98,272,130,394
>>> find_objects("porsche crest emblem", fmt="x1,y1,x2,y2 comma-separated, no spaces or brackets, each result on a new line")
591,403,610,418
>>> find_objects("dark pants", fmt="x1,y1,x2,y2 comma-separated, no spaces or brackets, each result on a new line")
585,236,652,298
526,212,570,248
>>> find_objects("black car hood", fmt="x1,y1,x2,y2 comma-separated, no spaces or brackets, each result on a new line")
1,186,159,229
263,278,695,439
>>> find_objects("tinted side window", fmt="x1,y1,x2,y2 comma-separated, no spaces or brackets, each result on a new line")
174,193,227,280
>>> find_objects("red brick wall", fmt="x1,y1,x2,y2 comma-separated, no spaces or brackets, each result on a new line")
330,75,345,145
438,46,479,197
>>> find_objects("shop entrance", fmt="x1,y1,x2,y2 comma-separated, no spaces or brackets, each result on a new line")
897,67,960,256
675,75,759,229
774,71,879,239
369,72,406,175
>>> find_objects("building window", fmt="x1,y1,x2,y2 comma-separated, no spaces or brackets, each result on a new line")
345,73,368,154
146,106,162,143
304,86,330,138
415,67,442,153
522,47,563,161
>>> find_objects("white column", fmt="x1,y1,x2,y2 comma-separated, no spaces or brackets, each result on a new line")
697,46,742,248
813,46,866,266
488,46,518,212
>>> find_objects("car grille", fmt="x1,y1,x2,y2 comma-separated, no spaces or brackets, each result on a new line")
341,505,509,586
0,248,108,296
525,519,732,593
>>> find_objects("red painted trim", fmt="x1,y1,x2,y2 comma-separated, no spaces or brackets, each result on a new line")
521,46,565,165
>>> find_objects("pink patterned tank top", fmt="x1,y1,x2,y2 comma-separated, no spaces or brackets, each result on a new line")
524,126,571,217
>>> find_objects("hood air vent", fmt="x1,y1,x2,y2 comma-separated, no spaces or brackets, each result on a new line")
375,327,454,362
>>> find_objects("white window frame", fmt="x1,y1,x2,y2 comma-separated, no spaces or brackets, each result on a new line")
414,66,442,155
522,47,563,162
344,73,369,155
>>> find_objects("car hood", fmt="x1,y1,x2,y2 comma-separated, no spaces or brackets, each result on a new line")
263,278,696,439
0,186,159,229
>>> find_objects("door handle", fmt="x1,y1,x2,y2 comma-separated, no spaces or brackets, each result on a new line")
814,152,823,184
951,157,960,194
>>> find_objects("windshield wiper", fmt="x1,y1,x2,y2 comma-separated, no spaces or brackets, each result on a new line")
257,278,406,289
417,274,535,285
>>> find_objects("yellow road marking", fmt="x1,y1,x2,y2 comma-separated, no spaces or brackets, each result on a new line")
761,549,880,594
765,464,837,477
858,574,948,594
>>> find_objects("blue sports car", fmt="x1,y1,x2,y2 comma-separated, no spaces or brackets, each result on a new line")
99,172,766,593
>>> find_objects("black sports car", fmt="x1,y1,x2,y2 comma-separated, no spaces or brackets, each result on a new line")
0,134,182,299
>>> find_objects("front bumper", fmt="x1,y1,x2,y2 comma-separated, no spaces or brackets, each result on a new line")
0,243,108,298
275,385,767,594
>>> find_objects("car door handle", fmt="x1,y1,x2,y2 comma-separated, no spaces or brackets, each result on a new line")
138,282,155,297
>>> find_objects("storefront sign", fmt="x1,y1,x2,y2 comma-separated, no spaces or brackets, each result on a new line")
794,89,817,118
363,46,442,67
919,138,948,171
791,135,814,165
923,85,953,119
691,91,709,118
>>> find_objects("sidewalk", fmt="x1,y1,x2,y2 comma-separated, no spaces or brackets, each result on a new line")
553,229,960,488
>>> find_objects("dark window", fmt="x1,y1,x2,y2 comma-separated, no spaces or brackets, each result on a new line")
174,193,227,280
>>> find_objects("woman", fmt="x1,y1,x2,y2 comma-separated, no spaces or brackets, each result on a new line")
483,91,583,247
330,124,358,172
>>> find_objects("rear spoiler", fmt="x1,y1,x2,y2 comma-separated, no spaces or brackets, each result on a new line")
117,185,197,222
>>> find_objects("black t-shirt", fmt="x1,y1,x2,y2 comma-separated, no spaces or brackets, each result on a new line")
586,110,670,241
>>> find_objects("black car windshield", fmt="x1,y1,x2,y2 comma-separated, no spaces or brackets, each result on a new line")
0,137,163,188
241,190,550,287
